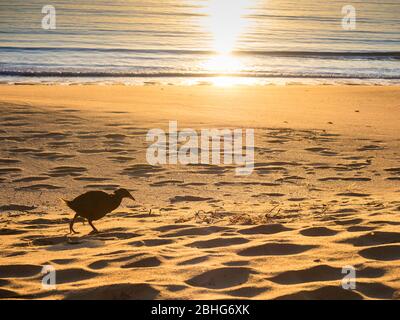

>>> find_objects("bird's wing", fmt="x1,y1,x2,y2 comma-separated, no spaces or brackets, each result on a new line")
70,191,110,214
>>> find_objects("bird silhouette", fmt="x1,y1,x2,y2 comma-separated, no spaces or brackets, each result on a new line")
62,188,135,234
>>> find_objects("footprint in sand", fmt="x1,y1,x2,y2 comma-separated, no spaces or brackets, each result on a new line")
186,237,249,249
0,228,26,235
188,164,228,175
252,193,285,198
47,141,74,148
91,228,140,241
305,147,338,157
238,243,316,256
385,168,400,180
223,260,249,267
47,166,87,177
319,177,371,182
0,158,21,165
269,264,384,285
31,151,75,161
129,239,173,247
214,181,278,187
0,264,42,278
276,286,363,300
169,195,214,204
357,145,384,152
108,156,135,163
2,121,30,127
387,177,400,181
20,217,68,226
355,282,397,299
347,225,376,232
255,166,288,175
43,268,98,285
224,286,268,298
186,267,253,289
238,224,292,235
104,134,127,141
334,218,363,226
180,182,208,187
74,177,112,182
121,256,162,268
122,164,165,177
150,180,184,187
58,108,80,113
0,204,37,212
88,260,109,270
30,235,71,246
178,256,210,266
7,147,41,154
339,231,400,247
359,245,400,261
88,253,147,270
300,227,339,237
385,167,400,174
160,226,230,238
16,184,63,191
336,192,371,198
0,288,19,299
13,176,49,183
30,132,70,140
64,283,159,300
51,258,77,265
0,167,22,176
153,224,195,233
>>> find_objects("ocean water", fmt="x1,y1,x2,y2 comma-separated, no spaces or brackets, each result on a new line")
0,0,399,84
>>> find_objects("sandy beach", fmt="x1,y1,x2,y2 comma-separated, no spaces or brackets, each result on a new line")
1,84,400,300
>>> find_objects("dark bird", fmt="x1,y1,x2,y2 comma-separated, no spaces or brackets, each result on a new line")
62,188,135,234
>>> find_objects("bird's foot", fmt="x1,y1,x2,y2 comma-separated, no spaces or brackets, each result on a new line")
89,230,99,235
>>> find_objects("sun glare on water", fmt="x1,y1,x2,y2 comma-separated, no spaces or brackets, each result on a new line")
200,0,252,85
205,0,250,54
202,54,243,73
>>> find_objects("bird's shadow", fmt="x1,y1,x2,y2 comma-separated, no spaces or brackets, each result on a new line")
113,209,160,219
69,227,141,241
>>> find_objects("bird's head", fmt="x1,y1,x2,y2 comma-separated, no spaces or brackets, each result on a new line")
114,188,135,201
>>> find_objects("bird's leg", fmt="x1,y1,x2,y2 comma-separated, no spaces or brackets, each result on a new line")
88,220,99,233
69,213,79,234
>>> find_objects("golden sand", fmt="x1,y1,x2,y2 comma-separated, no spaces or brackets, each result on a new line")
0,85,399,299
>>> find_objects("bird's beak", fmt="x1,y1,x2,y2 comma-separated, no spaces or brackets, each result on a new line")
128,194,135,201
